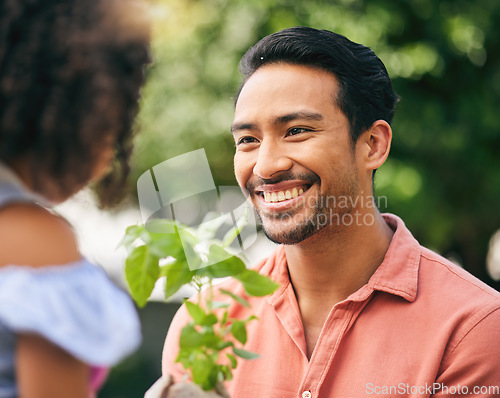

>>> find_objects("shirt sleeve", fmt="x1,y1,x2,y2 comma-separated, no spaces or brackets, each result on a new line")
432,306,500,397
0,261,141,366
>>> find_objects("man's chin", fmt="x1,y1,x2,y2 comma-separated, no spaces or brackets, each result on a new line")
261,221,320,245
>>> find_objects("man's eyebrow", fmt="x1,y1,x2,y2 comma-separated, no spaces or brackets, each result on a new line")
231,122,256,133
231,112,323,133
275,112,323,124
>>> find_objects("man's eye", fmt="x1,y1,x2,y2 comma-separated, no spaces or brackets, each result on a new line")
237,136,258,145
287,127,309,136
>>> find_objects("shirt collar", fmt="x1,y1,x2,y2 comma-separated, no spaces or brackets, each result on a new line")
265,213,421,304
363,213,420,302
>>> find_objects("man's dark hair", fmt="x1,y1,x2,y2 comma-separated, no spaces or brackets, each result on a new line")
237,26,399,143
0,0,150,206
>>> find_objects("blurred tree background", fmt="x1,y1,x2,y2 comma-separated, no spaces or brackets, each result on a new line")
101,0,500,396
133,0,500,288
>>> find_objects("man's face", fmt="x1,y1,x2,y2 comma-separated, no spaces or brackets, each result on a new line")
232,63,363,245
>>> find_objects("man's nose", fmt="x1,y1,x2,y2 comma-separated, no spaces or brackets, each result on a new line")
252,139,293,179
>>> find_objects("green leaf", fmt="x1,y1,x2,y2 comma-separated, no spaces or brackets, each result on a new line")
125,245,160,307
185,301,206,325
220,310,228,326
235,269,280,297
118,225,145,252
146,232,183,259
177,228,203,271
162,260,195,300
218,364,233,381
202,313,218,326
245,315,258,322
226,353,238,369
197,251,246,278
201,329,223,349
194,241,230,265
175,349,192,369
145,218,183,234
230,320,247,345
191,354,215,387
219,288,250,308
176,226,199,247
203,363,220,391
218,341,233,351
232,347,260,360
179,324,204,349
211,301,230,309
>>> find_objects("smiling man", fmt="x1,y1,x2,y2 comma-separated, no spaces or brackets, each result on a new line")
162,27,500,397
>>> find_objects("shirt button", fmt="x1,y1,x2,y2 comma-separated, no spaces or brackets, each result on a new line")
302,391,312,398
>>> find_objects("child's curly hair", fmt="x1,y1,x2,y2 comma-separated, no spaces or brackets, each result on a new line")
0,0,150,206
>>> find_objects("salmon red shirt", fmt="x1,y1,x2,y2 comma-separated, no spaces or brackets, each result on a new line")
162,214,500,398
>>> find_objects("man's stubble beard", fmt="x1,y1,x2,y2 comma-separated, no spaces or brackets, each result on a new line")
257,207,319,245
255,186,359,245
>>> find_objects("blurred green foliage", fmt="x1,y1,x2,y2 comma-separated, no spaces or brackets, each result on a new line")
131,0,500,289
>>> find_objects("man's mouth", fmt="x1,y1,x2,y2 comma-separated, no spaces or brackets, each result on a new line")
256,185,311,203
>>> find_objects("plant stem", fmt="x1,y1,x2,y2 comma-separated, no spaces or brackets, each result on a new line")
207,279,213,312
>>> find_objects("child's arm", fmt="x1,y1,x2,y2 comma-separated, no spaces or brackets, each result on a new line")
17,333,90,398
1,202,90,397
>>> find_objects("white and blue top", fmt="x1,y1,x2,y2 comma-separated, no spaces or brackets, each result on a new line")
0,163,141,398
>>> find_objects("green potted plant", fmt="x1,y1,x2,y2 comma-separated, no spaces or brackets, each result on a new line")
121,213,279,397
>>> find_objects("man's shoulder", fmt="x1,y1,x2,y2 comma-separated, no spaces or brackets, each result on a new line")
413,246,500,370
414,246,500,329
418,245,500,300
383,213,499,305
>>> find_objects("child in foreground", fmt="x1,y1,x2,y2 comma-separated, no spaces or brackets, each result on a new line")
0,0,150,397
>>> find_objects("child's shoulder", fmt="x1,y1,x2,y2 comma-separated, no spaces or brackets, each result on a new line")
0,202,80,267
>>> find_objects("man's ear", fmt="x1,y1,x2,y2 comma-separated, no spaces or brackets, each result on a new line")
356,120,392,171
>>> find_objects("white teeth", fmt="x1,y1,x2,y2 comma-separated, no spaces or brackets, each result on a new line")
263,187,306,203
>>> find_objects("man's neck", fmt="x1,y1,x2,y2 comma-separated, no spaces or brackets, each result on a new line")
285,210,393,304
284,210,394,358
